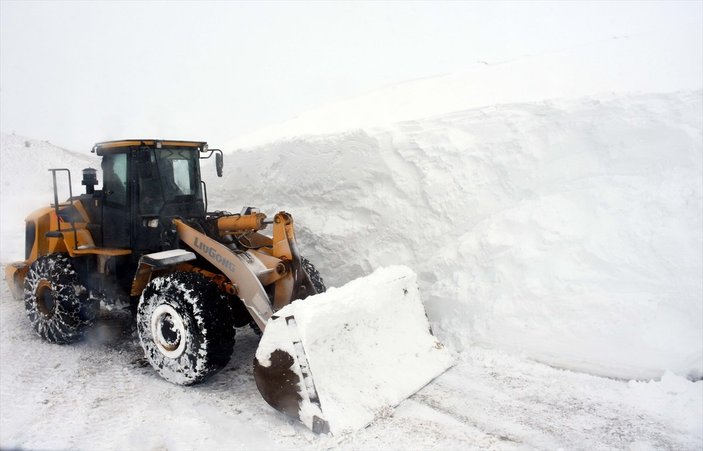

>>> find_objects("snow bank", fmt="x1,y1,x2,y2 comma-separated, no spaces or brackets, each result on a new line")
256,265,453,434
213,91,703,381
0,134,98,260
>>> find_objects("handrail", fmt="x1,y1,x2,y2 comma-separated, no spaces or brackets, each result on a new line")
48,168,77,250
201,180,208,213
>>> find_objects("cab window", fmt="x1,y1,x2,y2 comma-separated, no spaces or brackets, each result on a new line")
102,153,127,206
155,149,200,202
138,150,162,215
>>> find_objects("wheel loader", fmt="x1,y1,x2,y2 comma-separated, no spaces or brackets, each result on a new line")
4,139,452,434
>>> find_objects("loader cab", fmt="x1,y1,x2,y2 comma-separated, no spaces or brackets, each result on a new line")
93,140,209,253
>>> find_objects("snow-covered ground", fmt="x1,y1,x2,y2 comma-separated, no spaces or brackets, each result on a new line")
1,279,701,450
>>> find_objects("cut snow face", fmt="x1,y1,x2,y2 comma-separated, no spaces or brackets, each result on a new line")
213,91,703,381
255,266,453,434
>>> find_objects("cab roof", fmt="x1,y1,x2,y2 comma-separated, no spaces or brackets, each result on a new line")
92,139,208,155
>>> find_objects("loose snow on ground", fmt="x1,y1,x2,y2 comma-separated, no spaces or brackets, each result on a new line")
0,277,700,449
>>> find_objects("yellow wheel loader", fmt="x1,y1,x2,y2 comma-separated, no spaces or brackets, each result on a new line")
5,139,452,434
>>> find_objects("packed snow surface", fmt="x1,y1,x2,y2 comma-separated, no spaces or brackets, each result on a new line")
256,266,453,434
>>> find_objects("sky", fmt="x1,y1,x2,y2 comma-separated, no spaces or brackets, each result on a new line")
1,1,701,152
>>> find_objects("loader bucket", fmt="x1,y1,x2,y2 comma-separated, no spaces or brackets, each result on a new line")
254,266,454,434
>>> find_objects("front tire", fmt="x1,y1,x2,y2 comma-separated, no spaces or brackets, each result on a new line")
23,254,97,344
137,272,235,385
301,257,326,294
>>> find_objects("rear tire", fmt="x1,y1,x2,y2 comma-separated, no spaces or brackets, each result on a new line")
137,272,235,385
23,254,97,344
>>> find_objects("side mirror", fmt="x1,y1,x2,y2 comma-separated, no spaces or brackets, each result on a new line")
216,152,223,177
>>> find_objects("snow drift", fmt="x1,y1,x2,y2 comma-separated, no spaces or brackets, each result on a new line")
211,91,703,381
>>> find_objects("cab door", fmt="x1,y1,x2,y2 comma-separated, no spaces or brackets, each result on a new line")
132,149,164,253
101,152,130,248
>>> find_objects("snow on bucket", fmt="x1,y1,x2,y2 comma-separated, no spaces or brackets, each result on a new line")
254,265,454,434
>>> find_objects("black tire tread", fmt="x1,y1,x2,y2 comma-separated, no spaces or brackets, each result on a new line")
23,253,97,344
301,256,326,294
137,271,235,385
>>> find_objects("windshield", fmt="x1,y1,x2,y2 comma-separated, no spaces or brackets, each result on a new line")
156,148,199,198
138,148,202,215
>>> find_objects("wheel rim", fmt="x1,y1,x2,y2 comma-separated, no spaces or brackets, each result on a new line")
35,279,56,318
150,304,187,358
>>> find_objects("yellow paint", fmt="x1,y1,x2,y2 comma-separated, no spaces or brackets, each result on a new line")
94,140,206,150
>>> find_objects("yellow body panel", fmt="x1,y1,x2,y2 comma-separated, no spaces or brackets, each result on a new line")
5,200,131,299
217,213,267,235
5,262,28,300
94,139,206,152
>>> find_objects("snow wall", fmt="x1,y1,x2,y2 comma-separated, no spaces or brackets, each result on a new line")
1,91,701,381
210,91,703,381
